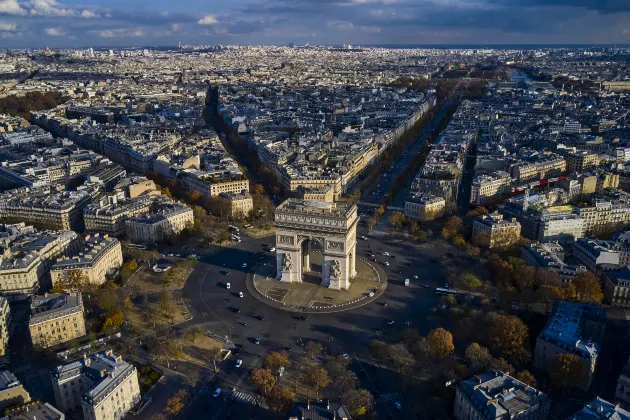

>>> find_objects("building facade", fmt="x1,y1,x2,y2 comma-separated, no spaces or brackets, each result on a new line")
52,350,141,420
51,235,123,288
0,371,31,412
28,292,86,348
0,298,10,358
125,198,193,244
472,212,522,248
533,301,605,391
219,191,254,217
404,195,446,221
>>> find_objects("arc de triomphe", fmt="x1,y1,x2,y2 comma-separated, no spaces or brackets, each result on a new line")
274,199,357,290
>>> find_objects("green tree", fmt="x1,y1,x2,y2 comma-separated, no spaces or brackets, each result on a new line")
97,289,119,313
460,273,482,291
368,340,389,365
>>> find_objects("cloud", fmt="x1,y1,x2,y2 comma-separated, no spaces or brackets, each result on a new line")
0,0,26,15
170,23,180,32
80,9,95,18
44,26,65,35
27,0,75,17
197,14,218,25
90,27,143,38
0,20,17,30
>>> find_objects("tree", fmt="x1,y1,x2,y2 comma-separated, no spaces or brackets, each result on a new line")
441,227,455,241
549,353,585,391
489,314,528,357
184,370,200,393
305,366,330,399
397,328,424,353
489,357,514,374
574,272,604,304
266,385,295,416
460,273,482,291
264,351,290,374
126,259,138,271
445,215,462,233
250,368,276,396
185,326,204,343
97,289,119,313
367,217,377,232
326,355,351,379
368,340,389,365
102,309,125,331
465,343,491,373
375,206,385,217
387,343,414,374
515,370,537,387
304,341,323,360
452,235,467,248
425,328,454,358
535,268,559,286
123,296,133,312
513,265,536,291
331,370,356,396
158,288,173,318
163,389,187,416
342,389,373,417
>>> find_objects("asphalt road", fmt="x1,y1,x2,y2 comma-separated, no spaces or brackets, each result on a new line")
174,221,450,419
363,82,465,207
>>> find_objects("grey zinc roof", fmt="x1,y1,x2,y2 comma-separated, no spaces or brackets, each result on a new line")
458,371,548,420
52,351,136,407
29,293,82,325
0,370,21,391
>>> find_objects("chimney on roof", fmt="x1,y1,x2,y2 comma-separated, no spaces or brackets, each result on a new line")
307,399,310,409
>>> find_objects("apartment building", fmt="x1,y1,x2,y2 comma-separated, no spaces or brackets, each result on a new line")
604,267,630,308
0,230,78,299
569,397,630,420
521,242,586,282
1,401,65,420
454,370,550,420
125,199,193,244
51,235,122,288
404,194,446,221
0,298,10,358
509,155,566,183
573,238,620,272
84,195,154,236
564,151,599,173
0,187,94,231
470,171,512,204
219,191,253,217
472,212,521,248
52,350,141,420
533,301,605,391
616,358,630,410
577,198,630,235
0,371,31,412
179,174,249,201
28,292,86,349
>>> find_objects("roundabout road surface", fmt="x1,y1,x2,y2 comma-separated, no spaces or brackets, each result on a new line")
178,213,446,419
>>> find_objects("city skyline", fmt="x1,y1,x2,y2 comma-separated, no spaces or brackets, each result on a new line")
0,0,629,48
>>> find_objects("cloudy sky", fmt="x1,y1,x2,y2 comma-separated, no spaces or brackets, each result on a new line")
0,0,629,48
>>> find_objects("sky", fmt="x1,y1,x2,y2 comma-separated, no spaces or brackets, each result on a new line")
0,0,630,48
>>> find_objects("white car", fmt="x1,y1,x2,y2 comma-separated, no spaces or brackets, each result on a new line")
341,353,349,359
268,247,275,252
255,338,261,344
213,388,222,398
235,359,242,368
361,236,368,240
382,252,390,256
239,292,244,298
383,261,389,266
413,275,419,279
226,282,231,289
242,263,247,268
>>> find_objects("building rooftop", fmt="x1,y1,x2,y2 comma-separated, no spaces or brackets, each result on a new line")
275,199,356,219
51,234,118,270
52,350,136,407
570,397,630,420
0,371,21,391
29,292,82,325
2,401,65,420
538,301,605,360
458,370,549,420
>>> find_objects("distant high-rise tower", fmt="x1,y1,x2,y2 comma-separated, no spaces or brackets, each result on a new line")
178,41,181,49
89,47,94,57
288,42,294,48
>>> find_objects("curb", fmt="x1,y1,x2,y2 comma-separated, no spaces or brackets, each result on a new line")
245,257,388,314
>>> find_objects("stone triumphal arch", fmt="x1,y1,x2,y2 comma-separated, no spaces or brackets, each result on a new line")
274,199,357,290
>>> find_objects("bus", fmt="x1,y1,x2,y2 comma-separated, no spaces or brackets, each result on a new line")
228,225,239,233
435,288,457,295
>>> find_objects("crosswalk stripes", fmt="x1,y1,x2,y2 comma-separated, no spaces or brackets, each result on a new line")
373,392,400,404
13,364,30,373
226,390,256,404
197,385,256,405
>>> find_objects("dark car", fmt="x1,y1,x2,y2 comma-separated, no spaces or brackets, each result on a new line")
257,315,265,321
298,316,308,321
